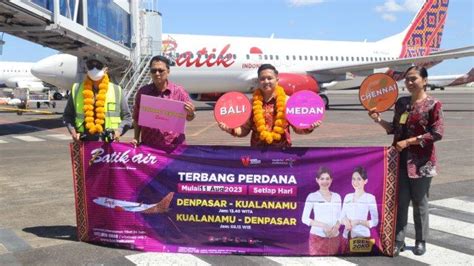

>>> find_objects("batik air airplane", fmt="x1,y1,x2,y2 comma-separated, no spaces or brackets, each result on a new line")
427,68,474,90
32,0,473,107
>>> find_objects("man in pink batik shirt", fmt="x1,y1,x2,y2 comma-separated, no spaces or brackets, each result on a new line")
132,55,196,150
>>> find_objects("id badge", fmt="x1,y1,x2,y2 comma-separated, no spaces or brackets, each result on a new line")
399,112,408,124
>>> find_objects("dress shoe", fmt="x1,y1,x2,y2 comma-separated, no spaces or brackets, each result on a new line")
393,241,405,256
413,240,426,255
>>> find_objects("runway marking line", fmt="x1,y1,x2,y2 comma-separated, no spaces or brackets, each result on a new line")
11,136,45,142
408,206,474,239
430,197,474,215
189,122,217,137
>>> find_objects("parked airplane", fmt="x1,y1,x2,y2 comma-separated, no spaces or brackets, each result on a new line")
0,60,67,100
427,68,474,90
31,0,473,107
0,61,43,89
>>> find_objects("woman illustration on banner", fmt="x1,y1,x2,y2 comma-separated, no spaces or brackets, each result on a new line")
218,63,321,147
301,167,341,255
340,166,379,253
368,66,444,256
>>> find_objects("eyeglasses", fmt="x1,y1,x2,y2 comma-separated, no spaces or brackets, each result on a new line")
86,60,104,70
150,68,167,74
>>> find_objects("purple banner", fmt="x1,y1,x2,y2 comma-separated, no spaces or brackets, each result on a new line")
71,142,397,256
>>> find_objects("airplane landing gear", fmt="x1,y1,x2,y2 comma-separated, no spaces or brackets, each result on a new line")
320,94,329,109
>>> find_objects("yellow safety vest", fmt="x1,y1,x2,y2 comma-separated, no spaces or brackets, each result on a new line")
71,82,122,133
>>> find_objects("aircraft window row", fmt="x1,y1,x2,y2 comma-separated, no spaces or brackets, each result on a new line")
244,54,396,62
174,52,237,60
1,69,29,73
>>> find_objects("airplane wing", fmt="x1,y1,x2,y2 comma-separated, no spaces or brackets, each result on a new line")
307,46,474,77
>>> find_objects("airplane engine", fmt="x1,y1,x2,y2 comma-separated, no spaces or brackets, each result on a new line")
277,73,320,95
278,73,329,108
190,92,224,101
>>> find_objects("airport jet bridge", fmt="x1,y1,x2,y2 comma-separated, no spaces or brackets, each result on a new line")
0,0,162,105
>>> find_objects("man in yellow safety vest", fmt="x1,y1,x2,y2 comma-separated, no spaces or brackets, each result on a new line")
63,54,132,141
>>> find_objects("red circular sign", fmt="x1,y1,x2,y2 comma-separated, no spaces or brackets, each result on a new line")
214,92,252,128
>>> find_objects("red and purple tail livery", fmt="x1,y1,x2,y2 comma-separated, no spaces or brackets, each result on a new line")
400,0,449,58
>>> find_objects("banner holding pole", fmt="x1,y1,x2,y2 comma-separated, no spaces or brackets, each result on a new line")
71,142,398,256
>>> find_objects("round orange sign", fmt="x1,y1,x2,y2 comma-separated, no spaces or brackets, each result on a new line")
359,73,398,112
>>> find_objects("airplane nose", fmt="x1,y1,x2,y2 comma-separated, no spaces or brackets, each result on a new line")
31,54,79,89
31,54,62,80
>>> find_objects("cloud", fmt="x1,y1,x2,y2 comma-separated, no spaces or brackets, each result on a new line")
375,0,424,22
382,13,397,22
287,0,325,7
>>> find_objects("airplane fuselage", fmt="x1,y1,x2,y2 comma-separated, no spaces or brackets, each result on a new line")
165,33,401,93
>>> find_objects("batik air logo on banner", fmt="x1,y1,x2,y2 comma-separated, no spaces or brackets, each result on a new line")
162,35,235,68
89,148,158,165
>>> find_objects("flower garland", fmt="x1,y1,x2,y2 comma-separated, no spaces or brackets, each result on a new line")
252,85,287,144
82,74,109,134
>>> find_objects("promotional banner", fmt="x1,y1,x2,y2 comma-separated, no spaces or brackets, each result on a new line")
359,73,398,112
71,142,398,256
138,95,186,133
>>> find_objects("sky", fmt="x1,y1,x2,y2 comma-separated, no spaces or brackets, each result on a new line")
0,0,472,75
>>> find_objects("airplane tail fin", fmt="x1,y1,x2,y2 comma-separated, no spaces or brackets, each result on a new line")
377,0,449,58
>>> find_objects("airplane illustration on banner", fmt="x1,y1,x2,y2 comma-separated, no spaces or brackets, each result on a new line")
93,192,174,214
31,0,473,107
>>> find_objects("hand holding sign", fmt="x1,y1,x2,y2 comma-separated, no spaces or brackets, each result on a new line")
359,73,398,112
286,90,325,129
214,92,252,129
138,95,187,134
